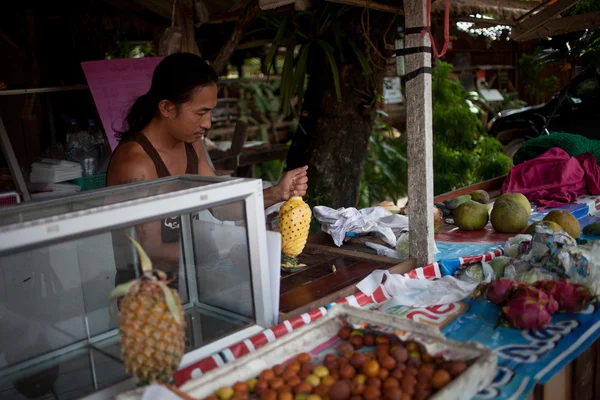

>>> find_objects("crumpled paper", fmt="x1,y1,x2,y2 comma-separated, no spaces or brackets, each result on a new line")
313,206,409,247
356,268,492,307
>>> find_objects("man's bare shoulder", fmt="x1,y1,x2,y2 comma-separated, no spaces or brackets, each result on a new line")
106,142,157,185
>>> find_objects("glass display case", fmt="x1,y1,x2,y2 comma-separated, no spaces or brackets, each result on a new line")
0,175,275,399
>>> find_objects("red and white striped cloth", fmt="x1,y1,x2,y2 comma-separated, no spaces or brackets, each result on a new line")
174,248,502,386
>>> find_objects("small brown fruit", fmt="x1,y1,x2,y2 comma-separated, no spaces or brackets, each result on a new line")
390,367,404,381
283,369,298,381
363,386,381,400
350,381,366,396
383,377,400,389
338,327,352,340
256,380,269,395
391,347,408,364
314,384,330,397
364,333,376,347
340,364,356,380
278,386,292,394
401,379,415,396
431,370,451,390
328,381,351,400
278,392,293,400
350,353,367,369
366,377,382,389
376,336,390,345
337,343,354,358
353,374,367,385
349,336,364,350
383,387,403,400
234,382,250,392
273,365,285,376
447,361,468,377
288,361,302,373
324,354,338,365
260,370,276,382
378,368,389,380
261,390,277,400
295,381,313,394
362,360,381,378
380,356,397,371
287,376,301,388
322,376,336,386
297,353,311,364
270,378,285,390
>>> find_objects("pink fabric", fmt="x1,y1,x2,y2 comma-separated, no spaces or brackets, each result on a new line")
501,148,600,209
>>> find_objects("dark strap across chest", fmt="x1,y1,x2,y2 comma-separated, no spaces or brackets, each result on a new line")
131,134,199,243
133,133,198,177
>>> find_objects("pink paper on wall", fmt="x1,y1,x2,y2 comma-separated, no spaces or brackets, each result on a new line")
81,57,164,150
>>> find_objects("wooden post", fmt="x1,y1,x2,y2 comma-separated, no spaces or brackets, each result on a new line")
404,0,435,266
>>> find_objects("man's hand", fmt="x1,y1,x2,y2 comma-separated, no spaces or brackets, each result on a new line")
277,166,309,201
263,166,309,209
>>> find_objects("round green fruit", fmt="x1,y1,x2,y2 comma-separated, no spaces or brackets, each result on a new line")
543,210,581,239
524,220,564,235
470,190,490,204
496,193,531,217
490,199,529,233
454,200,489,230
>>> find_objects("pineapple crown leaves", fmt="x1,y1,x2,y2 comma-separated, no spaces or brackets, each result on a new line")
108,236,183,325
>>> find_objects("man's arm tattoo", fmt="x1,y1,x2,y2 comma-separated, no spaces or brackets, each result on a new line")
119,175,146,185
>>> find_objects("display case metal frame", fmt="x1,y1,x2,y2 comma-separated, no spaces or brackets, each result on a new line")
0,174,274,381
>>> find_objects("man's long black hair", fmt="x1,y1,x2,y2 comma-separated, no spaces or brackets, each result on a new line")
116,53,218,142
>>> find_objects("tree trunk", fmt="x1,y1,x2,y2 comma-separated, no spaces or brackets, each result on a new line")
287,15,390,209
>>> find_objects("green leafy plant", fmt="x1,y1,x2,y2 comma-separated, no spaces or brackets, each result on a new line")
237,80,284,142
519,54,560,104
105,30,156,60
359,111,408,208
359,61,513,206
432,61,513,194
241,2,374,116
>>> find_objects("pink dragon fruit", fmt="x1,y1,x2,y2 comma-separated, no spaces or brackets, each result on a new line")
501,286,554,330
535,280,596,313
474,278,520,305
501,295,553,330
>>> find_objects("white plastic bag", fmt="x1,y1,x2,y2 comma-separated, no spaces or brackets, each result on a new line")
503,234,532,258
313,206,409,247
356,268,491,307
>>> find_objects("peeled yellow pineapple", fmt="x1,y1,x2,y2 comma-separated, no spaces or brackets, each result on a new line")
109,237,185,384
279,196,312,272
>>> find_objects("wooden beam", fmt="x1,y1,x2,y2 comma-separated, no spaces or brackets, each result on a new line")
326,0,404,14
212,0,262,75
511,0,580,40
177,0,200,55
405,0,435,267
516,11,600,41
454,16,515,26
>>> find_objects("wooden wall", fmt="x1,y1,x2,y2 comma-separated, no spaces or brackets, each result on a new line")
0,0,165,172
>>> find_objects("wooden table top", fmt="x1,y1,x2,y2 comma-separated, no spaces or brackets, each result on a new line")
277,176,508,319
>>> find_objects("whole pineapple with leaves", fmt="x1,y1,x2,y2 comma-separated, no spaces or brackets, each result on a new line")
109,237,185,384
279,196,312,272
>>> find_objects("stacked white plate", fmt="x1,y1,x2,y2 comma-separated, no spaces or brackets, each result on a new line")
30,159,82,183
